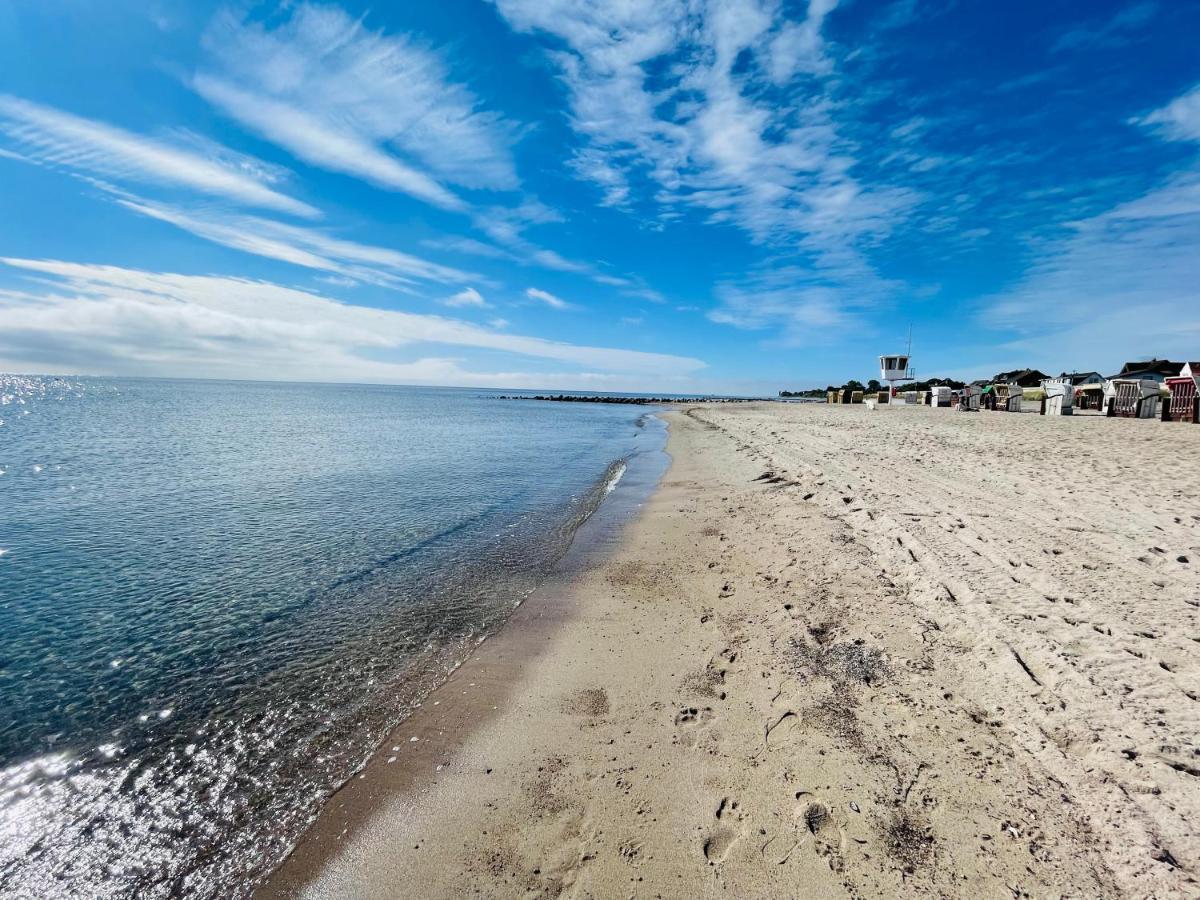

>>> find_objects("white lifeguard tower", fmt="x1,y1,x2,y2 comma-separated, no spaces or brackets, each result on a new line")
879,326,915,399
878,353,914,398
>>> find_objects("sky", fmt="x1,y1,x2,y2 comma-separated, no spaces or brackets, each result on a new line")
0,0,1197,394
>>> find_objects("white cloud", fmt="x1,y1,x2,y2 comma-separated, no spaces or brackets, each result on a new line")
526,287,571,310
194,4,517,209
316,274,359,288
980,170,1200,372
114,195,478,287
978,79,1200,373
490,0,914,340
764,0,839,82
0,94,316,217
490,0,910,250
1134,83,1200,143
569,148,631,207
0,258,705,387
708,265,873,345
488,317,510,329
443,287,489,307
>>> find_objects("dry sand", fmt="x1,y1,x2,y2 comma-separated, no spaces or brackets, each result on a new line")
263,403,1198,899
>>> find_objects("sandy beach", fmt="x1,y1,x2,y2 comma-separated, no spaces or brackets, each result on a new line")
263,402,1198,899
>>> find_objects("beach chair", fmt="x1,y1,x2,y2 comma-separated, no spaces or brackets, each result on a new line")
1075,384,1103,411
851,390,864,404
993,383,1022,412
1041,379,1073,416
1105,379,1160,418
959,385,981,411
930,386,952,407
1163,364,1199,423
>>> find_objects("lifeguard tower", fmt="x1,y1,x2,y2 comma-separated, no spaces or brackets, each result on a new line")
878,352,914,399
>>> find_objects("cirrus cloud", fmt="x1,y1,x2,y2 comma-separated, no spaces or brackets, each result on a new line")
525,287,572,310
0,94,317,218
0,258,705,388
194,4,519,210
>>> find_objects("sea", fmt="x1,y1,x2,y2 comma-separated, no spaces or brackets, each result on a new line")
0,375,667,899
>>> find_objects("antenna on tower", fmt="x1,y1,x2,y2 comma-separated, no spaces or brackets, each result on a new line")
906,323,912,357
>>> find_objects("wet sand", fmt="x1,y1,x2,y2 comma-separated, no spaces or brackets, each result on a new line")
262,403,1198,898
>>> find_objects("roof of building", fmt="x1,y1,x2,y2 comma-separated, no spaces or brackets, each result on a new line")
1057,370,1102,381
1115,359,1181,378
992,368,1048,386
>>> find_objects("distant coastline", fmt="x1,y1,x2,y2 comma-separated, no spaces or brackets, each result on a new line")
495,393,761,405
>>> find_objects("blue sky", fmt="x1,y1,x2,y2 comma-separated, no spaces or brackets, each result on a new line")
0,0,1197,393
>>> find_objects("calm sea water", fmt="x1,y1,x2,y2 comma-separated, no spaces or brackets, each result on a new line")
0,376,664,899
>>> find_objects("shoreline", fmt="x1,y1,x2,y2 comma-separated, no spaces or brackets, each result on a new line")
262,403,1196,898
258,415,671,897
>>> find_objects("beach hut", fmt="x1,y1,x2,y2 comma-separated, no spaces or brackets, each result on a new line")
1041,379,1073,416
959,385,981,411
930,386,952,407
1164,362,1199,423
1104,379,1160,418
1075,384,1104,411
993,383,1022,412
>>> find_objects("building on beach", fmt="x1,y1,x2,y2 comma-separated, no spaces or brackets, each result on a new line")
1057,371,1103,386
1111,360,1182,384
992,368,1048,388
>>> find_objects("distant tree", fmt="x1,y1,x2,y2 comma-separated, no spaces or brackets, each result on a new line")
843,379,865,393
867,378,881,392
778,388,827,398
902,377,966,392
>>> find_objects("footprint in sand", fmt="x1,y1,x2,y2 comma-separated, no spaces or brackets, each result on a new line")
795,797,848,872
675,705,715,726
703,797,745,864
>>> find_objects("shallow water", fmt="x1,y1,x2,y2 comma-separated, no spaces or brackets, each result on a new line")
0,376,662,898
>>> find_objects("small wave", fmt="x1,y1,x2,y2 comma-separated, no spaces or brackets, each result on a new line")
603,461,627,496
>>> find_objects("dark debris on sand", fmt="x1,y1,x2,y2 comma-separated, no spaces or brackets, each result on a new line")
789,635,891,687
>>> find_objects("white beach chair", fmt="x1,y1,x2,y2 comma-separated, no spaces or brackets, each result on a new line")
1041,379,1073,416
1105,379,1160,418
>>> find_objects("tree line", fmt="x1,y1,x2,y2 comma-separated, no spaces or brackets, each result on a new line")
779,376,966,398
